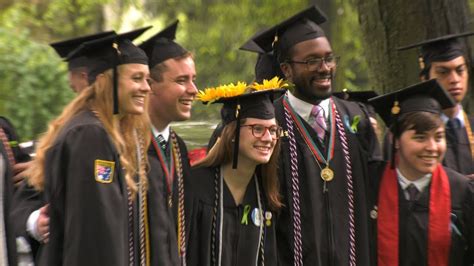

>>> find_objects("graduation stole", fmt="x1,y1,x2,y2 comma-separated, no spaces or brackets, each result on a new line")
150,132,175,207
377,163,451,266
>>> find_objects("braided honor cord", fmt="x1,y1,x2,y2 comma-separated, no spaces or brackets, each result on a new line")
134,129,150,266
283,104,303,266
127,188,134,266
211,167,219,266
211,167,224,266
171,132,187,266
334,108,356,266
255,176,265,266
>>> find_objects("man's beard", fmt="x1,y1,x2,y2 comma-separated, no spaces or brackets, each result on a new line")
294,72,334,100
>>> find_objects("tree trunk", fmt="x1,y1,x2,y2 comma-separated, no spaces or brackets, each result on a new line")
355,0,472,99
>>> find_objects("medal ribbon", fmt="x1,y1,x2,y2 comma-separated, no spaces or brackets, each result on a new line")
151,133,175,196
462,111,474,160
283,96,336,166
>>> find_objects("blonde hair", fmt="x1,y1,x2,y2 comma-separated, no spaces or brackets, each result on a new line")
194,120,282,210
27,66,151,197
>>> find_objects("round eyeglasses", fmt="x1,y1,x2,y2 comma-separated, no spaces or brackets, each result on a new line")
287,55,340,72
241,124,282,140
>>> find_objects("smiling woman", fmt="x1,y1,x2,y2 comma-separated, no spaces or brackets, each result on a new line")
369,80,474,266
25,28,152,266
185,79,286,266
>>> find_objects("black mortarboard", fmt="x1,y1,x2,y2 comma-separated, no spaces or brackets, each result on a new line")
368,79,455,128
217,89,285,125
139,20,189,68
397,31,474,74
67,26,151,114
334,89,378,116
248,5,327,62
333,89,378,103
50,31,115,70
240,29,285,82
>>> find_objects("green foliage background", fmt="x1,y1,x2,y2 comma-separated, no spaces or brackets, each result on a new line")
0,0,367,140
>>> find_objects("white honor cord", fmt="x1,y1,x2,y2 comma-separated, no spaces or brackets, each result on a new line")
254,175,263,266
218,166,224,266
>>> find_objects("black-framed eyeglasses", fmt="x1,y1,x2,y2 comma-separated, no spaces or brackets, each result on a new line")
287,55,340,71
241,124,282,140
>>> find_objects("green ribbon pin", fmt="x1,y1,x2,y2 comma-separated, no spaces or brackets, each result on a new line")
351,115,361,133
8,141,18,147
241,204,251,225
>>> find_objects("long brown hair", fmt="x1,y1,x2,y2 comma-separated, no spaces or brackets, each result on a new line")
27,66,150,197
195,120,282,210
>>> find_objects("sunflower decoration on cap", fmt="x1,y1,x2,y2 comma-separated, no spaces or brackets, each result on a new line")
198,76,288,168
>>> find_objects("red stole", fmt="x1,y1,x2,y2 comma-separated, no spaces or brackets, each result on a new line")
377,163,451,266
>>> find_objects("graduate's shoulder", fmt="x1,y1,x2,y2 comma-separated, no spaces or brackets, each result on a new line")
443,166,472,196
53,110,109,147
189,166,217,188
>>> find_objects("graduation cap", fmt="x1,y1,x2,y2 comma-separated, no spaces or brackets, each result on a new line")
50,31,115,70
368,79,455,128
67,26,151,114
333,89,378,103
239,29,284,82
247,5,327,62
397,31,474,74
333,89,378,116
198,79,287,168
139,20,189,68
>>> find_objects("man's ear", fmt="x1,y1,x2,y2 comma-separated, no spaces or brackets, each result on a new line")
280,63,292,81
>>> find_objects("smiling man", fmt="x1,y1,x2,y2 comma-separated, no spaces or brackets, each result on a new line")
398,32,474,176
139,20,197,265
248,5,381,265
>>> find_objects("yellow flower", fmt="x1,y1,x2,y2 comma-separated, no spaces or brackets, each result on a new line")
197,81,248,103
251,76,288,91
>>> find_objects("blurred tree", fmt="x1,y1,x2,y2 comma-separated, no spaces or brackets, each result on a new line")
0,27,74,140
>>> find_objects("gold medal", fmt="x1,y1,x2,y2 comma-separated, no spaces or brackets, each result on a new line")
320,166,334,181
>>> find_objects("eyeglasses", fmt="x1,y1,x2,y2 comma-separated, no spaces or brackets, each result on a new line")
287,55,340,71
241,124,282,140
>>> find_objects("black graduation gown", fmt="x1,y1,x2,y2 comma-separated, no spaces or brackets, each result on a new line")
147,131,190,265
38,110,131,266
372,163,474,266
274,96,379,266
0,136,17,266
443,115,474,175
186,166,278,266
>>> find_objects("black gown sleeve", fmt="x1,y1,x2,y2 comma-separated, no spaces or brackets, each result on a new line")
10,182,44,257
464,179,474,264
40,124,127,266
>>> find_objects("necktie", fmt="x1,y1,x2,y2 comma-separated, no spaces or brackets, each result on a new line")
157,134,170,159
157,134,167,151
406,183,419,201
309,105,327,140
